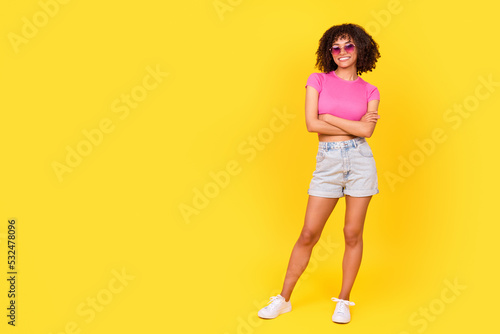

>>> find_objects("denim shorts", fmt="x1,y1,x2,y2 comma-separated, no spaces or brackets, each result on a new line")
307,137,379,198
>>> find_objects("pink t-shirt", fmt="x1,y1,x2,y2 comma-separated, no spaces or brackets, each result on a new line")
305,71,380,121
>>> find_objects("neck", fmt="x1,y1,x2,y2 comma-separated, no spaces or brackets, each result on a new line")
335,67,358,81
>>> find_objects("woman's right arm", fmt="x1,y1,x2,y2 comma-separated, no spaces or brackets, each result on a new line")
304,86,351,135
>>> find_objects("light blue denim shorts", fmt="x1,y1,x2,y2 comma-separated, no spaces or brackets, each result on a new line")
308,137,379,198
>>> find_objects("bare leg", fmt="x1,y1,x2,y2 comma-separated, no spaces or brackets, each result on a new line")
279,195,339,302
337,195,372,301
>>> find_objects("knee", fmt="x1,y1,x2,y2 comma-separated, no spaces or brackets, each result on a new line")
298,229,320,247
343,226,362,247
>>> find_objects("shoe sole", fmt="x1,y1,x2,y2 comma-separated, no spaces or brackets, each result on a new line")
258,305,292,319
332,317,350,324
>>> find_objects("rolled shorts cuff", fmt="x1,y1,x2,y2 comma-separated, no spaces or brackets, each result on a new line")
307,189,344,198
344,188,380,197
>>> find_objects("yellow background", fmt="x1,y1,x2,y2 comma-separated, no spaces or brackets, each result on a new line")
1,0,499,333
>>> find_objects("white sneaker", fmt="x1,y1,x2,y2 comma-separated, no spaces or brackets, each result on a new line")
258,294,292,319
331,297,355,323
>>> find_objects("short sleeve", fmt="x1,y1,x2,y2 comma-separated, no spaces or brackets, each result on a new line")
367,85,380,102
305,73,322,93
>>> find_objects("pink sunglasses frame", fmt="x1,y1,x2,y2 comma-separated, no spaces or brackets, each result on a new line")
329,43,356,55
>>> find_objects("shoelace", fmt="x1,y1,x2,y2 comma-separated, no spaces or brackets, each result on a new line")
265,295,283,309
331,297,355,313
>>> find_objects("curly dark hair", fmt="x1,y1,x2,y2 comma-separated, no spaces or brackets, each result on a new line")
315,23,380,75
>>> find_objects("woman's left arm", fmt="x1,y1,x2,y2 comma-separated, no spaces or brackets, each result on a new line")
319,99,380,138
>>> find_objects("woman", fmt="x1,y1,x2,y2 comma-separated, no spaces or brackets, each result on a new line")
258,23,381,324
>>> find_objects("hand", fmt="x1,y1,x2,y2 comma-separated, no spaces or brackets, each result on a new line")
361,111,380,123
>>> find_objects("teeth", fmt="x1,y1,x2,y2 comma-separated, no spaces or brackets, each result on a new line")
339,57,350,60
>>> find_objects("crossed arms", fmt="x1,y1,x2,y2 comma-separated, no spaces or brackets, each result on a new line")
304,85,380,138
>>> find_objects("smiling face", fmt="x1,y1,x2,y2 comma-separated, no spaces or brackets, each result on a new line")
331,36,358,70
